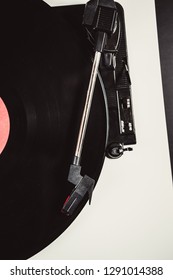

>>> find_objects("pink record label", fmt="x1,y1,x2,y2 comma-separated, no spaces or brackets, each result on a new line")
0,98,10,154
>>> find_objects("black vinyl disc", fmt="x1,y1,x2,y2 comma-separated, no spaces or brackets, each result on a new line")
0,0,107,259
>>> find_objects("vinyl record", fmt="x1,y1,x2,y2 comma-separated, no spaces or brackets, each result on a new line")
0,0,107,259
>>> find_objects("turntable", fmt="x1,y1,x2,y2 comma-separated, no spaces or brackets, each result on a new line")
1,0,173,260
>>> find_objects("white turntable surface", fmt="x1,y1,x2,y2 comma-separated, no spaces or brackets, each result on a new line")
31,0,173,259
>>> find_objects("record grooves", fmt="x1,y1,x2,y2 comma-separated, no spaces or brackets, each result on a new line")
0,0,107,259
